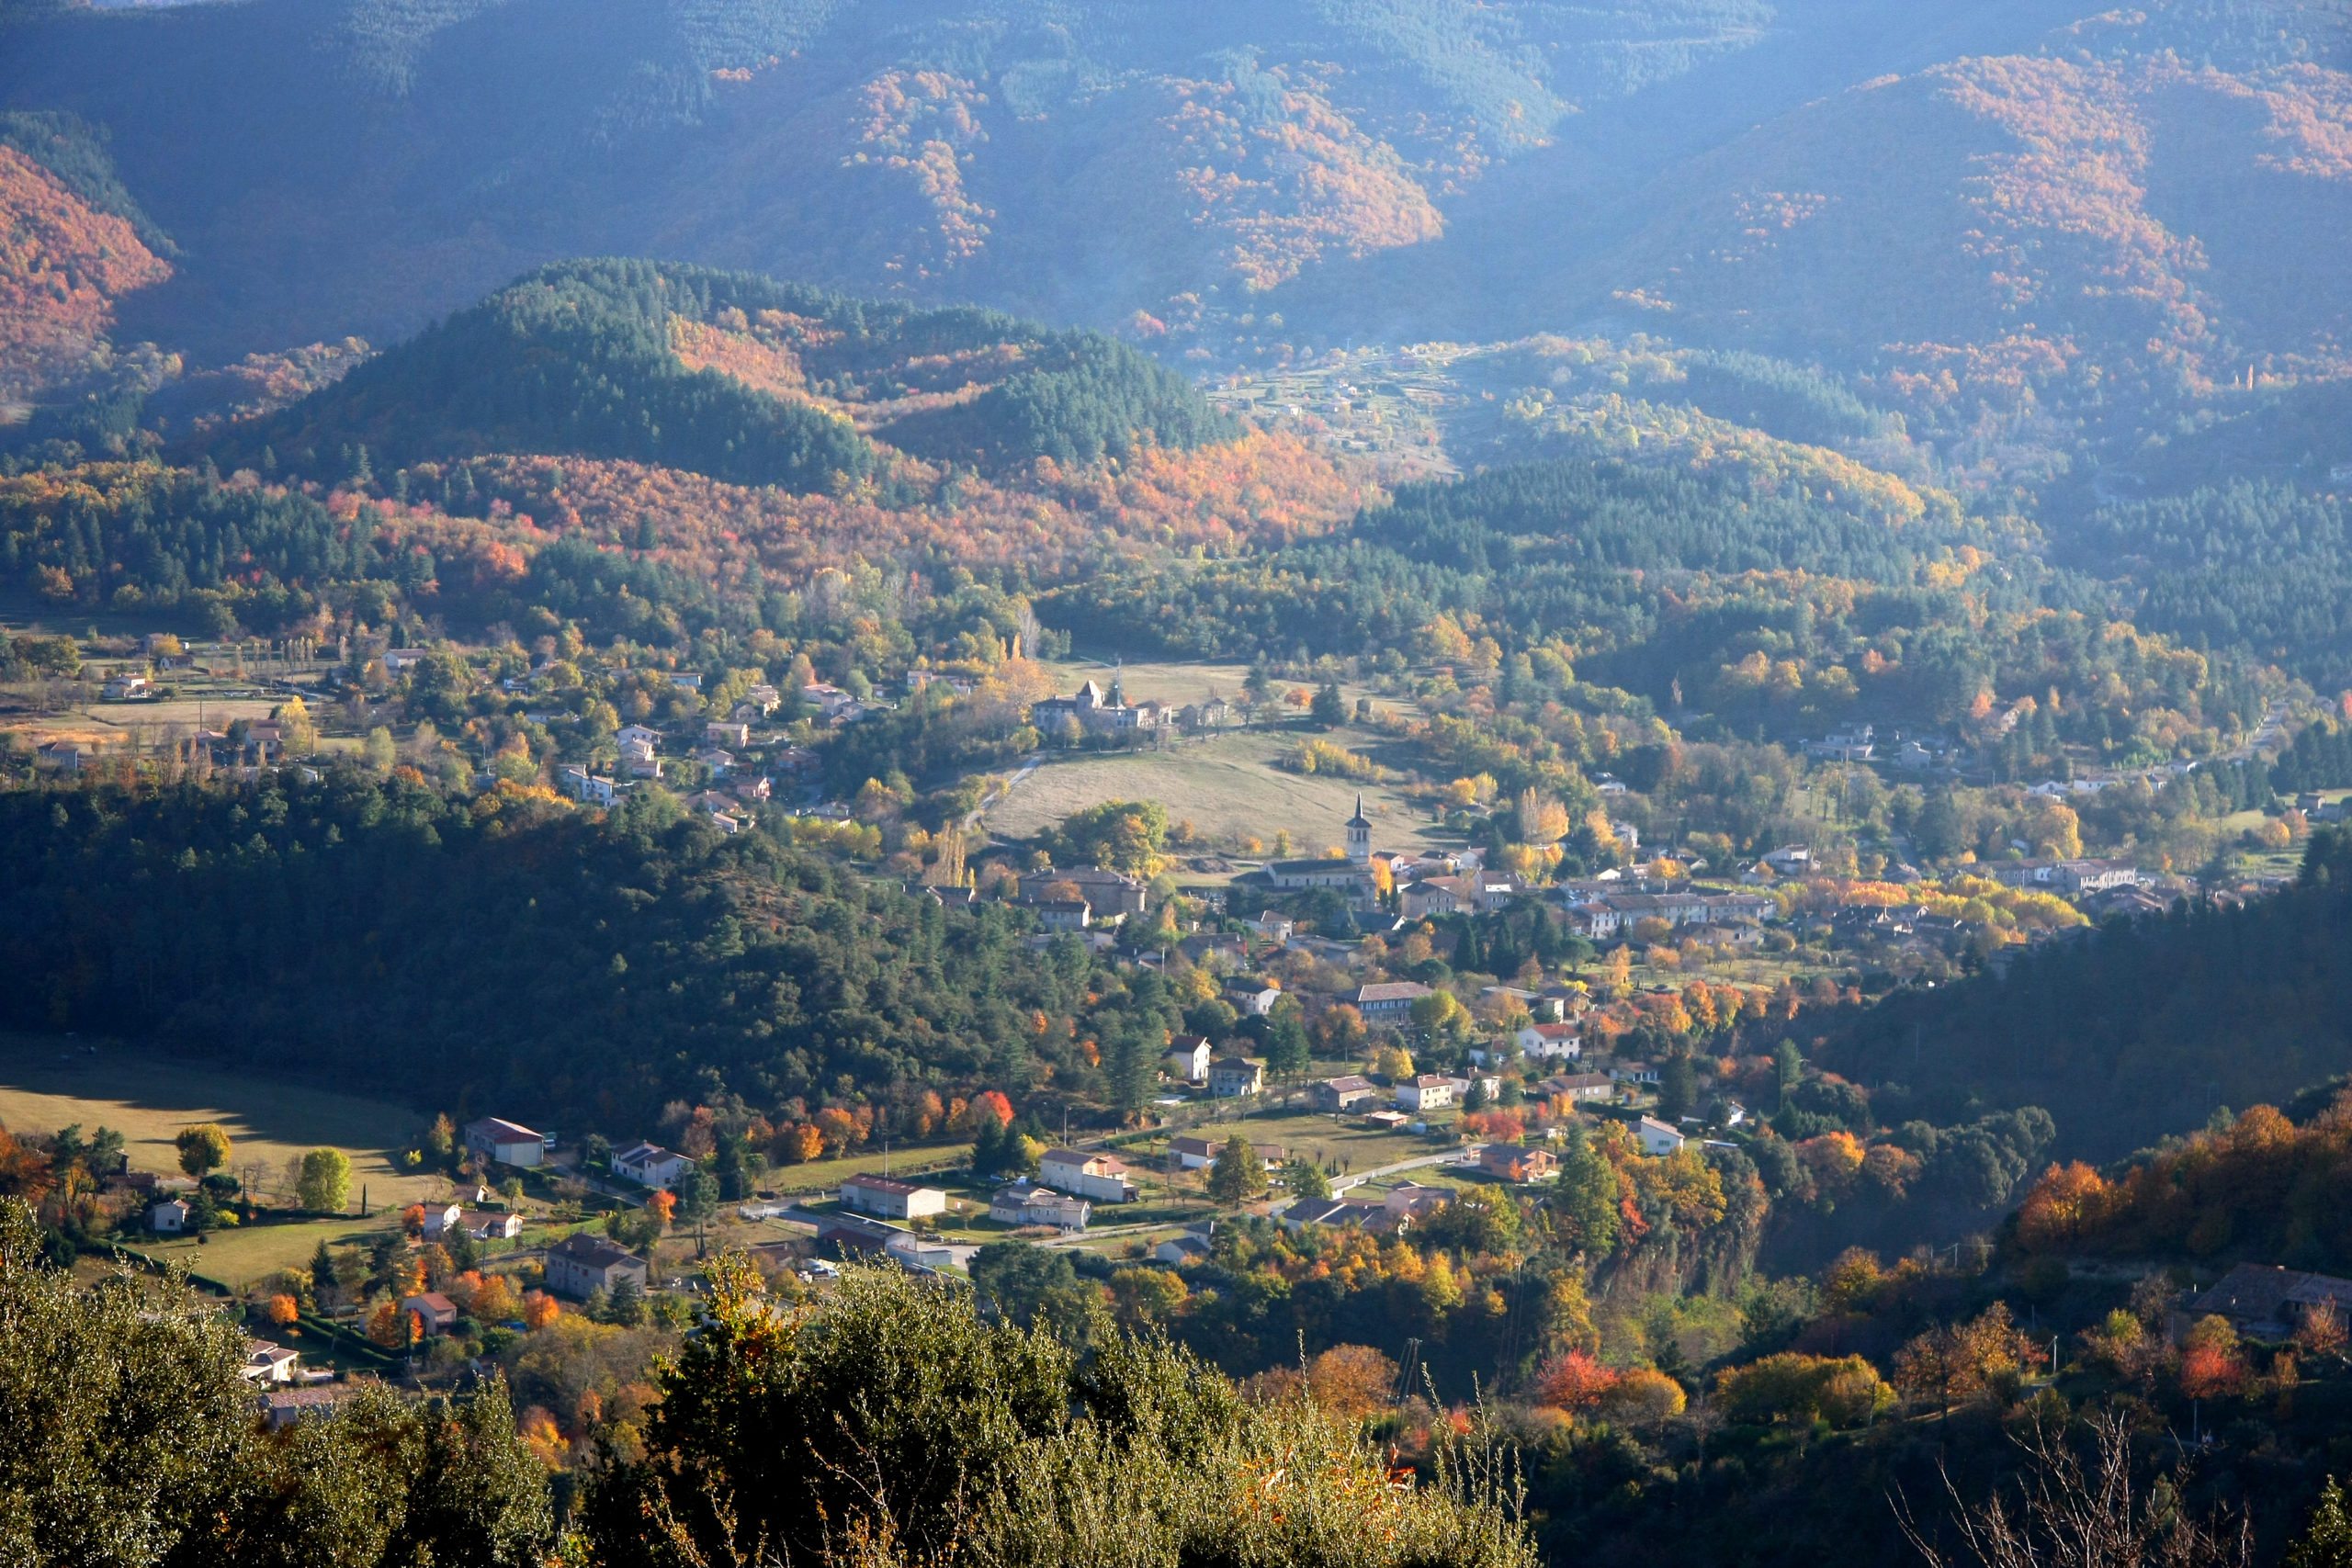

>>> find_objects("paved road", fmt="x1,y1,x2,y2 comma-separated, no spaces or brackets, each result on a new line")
1332,1146,1482,1194
2226,700,2289,764
1034,1148,1481,1250
1035,1217,1176,1250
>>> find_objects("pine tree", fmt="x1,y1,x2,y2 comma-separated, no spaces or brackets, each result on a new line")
1282,1157,1331,1200
972,1113,1005,1179
1207,1135,1268,1206
1105,1021,1154,1122
307,1239,340,1310
1265,1010,1310,1080
2290,1477,2352,1568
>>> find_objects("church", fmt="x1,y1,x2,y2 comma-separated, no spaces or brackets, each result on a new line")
1261,795,1380,910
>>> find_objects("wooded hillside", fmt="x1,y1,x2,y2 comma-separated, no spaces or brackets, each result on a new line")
211,259,1232,489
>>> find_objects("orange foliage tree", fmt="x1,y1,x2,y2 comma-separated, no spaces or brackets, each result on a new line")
1532,1349,1619,1412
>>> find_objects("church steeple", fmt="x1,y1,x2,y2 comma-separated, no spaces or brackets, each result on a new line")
1345,793,1372,866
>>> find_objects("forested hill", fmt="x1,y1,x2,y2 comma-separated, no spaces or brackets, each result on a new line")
0,772,1170,1134
209,259,1234,490
1,0,2342,469
1813,829,2352,1164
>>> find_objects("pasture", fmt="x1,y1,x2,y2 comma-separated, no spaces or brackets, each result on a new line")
0,1035,446,1207
988,728,1431,854
132,1215,394,1292
1125,1109,1445,1183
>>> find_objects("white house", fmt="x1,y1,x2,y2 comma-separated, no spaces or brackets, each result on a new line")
1207,1057,1265,1098
1515,1022,1583,1060
560,767,619,807
1635,1116,1686,1156
149,1198,191,1234
1396,1076,1455,1112
417,1201,465,1238
1226,986,1283,1018
989,1180,1091,1231
1168,1136,1221,1172
1032,899,1091,932
1163,1036,1213,1083
839,1175,948,1221
616,725,661,752
462,1209,526,1241
1351,981,1432,1026
462,1117,546,1168
240,1339,301,1384
1039,1148,1137,1203
800,682,860,721
613,1141,693,1190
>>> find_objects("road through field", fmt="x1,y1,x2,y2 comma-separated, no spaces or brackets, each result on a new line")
963,752,1043,831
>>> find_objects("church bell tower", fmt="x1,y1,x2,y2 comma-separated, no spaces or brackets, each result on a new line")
1346,794,1372,867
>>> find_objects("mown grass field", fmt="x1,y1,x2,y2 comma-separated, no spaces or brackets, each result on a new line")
0,1035,445,1207
0,668,289,755
129,1214,395,1292
1125,1109,1446,1183
757,1141,976,1198
989,728,1430,855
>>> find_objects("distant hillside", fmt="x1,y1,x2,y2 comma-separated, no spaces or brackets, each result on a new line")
0,109,171,254
1815,829,2352,1164
2,260,1344,637
0,137,169,400
0,0,1774,360
1529,18,2352,467
212,259,1233,489
0,0,2345,480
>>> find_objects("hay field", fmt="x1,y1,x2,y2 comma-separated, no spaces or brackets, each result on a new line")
987,728,1430,853
0,1036,444,1207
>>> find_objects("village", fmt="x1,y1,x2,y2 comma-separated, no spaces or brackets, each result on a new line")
0,626,2328,1446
